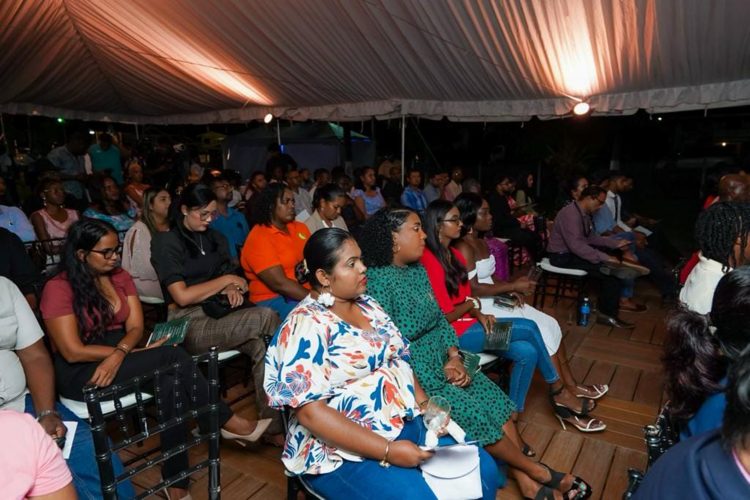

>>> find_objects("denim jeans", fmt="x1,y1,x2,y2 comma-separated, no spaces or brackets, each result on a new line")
459,319,559,412
303,416,501,499
25,394,136,499
257,295,298,321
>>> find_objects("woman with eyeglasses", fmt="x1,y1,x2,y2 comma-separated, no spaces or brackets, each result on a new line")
40,218,268,500
240,183,311,320
150,183,283,443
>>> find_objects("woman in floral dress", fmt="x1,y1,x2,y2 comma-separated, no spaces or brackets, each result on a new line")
264,228,500,499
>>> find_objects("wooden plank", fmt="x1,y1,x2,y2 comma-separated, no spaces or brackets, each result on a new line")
562,327,589,356
601,447,648,500
248,482,285,500
539,431,584,472
633,370,665,409
520,421,556,458
650,320,668,346
568,356,594,382
576,337,662,372
583,361,617,387
629,319,655,343
588,323,611,337
571,438,617,500
607,366,641,401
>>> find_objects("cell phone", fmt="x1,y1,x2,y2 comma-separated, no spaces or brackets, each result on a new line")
493,294,517,309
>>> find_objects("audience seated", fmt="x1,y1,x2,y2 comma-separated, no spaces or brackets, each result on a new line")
0,227,42,307
334,173,365,230
664,266,750,440
46,130,89,207
0,197,35,241
352,166,386,218
83,175,136,233
307,167,330,200
548,186,640,329
635,345,750,498
488,173,542,263
381,165,404,207
400,167,428,214
424,169,448,204
265,228,500,499
0,411,76,500
122,187,171,299
240,183,311,319
30,178,79,259
422,200,604,435
443,166,464,202
150,184,282,440
88,133,123,184
680,202,750,314
359,208,593,499
207,174,250,263
285,168,313,218
41,219,271,499
304,183,348,234
0,275,134,498
513,171,538,216
123,160,150,212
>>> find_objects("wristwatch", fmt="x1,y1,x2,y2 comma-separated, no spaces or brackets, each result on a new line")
36,409,60,422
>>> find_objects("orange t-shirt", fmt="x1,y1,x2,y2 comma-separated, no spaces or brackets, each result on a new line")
241,221,311,303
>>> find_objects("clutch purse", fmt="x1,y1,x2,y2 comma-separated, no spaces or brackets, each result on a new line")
146,317,191,346
483,321,512,352
460,350,481,377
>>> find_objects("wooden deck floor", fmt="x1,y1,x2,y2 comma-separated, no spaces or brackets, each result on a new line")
124,281,668,500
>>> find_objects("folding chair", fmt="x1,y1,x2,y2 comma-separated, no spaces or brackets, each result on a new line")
532,258,588,309
84,347,222,499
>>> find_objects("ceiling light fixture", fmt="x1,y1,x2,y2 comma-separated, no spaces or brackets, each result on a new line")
263,113,273,124
573,102,590,116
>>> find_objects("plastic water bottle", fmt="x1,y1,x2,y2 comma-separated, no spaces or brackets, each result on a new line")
578,297,590,326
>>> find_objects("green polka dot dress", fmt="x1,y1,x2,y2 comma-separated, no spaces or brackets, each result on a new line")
366,264,514,446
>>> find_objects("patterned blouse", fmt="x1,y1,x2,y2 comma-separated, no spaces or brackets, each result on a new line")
264,294,419,476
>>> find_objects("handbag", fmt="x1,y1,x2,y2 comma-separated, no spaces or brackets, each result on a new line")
421,445,483,499
201,293,254,319
483,321,512,352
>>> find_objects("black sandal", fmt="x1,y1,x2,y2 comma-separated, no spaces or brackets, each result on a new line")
522,442,536,457
538,462,592,500
550,385,595,417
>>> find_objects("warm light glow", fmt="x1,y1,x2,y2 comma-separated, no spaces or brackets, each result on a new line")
89,130,96,135
722,142,727,147
264,113,273,124
657,117,663,121
573,102,590,115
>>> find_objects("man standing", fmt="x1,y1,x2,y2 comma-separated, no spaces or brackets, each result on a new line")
88,133,123,184
47,131,89,205
548,186,647,328
285,169,313,217
208,175,250,264
400,167,428,214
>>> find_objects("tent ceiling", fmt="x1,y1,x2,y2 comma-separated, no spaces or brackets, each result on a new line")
3,0,750,124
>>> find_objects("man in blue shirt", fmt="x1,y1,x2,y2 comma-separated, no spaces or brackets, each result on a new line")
88,133,123,184
424,169,448,204
400,167,428,213
0,204,35,242
208,175,249,264
47,131,89,203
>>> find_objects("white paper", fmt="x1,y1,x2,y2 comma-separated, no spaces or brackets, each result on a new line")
62,421,78,459
634,225,653,237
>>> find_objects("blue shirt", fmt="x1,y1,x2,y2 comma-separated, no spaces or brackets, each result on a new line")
0,205,35,242
424,184,442,204
88,144,123,184
400,186,428,213
47,146,86,199
592,204,616,233
209,207,249,258
681,378,727,440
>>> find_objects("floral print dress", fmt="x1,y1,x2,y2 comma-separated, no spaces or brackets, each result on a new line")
264,294,419,476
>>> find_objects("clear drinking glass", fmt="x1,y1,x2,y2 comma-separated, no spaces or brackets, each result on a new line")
423,396,451,434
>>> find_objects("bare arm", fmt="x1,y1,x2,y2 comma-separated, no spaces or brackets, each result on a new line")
166,275,244,307
354,196,367,219
257,265,309,301
124,184,144,208
17,339,65,438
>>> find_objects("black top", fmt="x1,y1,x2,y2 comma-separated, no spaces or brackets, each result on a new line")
487,191,520,235
0,227,41,296
150,223,233,305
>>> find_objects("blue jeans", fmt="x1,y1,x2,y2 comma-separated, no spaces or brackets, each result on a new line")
459,319,559,412
257,295,298,321
304,416,501,499
25,394,136,499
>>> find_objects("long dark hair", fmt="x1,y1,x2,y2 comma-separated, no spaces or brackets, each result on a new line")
454,192,483,237
57,219,118,342
423,200,466,296
358,208,413,268
141,187,170,235
301,228,355,288
88,174,131,216
663,266,750,421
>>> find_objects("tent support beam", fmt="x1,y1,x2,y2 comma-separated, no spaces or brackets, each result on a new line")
400,115,406,184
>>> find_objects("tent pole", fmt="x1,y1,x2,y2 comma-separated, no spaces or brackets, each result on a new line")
134,123,139,141
276,120,282,146
400,114,406,185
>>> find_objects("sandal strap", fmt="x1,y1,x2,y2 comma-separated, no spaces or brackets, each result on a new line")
539,462,566,489
574,416,605,431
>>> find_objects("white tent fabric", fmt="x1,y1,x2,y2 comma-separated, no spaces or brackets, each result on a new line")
3,0,750,124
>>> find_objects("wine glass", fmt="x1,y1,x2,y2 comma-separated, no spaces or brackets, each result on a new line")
423,396,451,437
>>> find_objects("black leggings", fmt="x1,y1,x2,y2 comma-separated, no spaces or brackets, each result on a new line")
55,331,232,489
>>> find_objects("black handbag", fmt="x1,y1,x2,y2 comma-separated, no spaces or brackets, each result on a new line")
201,293,254,319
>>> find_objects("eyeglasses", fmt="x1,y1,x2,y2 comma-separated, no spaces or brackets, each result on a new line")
192,209,218,221
440,217,462,225
89,245,122,259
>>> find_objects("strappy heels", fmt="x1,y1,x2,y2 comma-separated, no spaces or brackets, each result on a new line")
575,384,609,400
549,386,595,417
524,463,593,500
554,409,607,433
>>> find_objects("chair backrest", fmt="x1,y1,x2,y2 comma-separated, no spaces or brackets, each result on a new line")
84,348,222,499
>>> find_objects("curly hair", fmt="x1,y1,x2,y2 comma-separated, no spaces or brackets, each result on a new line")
454,192,483,237
253,183,289,227
663,266,750,421
358,208,414,267
56,219,118,343
423,200,467,296
695,202,750,270
88,174,131,215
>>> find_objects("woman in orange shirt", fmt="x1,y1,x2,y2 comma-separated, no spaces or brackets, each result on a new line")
241,183,311,320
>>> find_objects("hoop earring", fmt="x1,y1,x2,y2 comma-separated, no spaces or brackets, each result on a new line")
317,285,335,307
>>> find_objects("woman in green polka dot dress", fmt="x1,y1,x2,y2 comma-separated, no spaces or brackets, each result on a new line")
359,208,592,500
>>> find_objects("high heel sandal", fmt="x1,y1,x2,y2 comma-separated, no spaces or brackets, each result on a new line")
538,462,593,500
554,405,606,433
575,384,609,400
220,418,273,447
549,386,595,417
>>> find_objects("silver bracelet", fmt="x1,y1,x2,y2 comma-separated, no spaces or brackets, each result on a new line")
36,409,60,421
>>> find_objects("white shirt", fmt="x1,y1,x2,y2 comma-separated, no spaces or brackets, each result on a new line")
605,191,632,232
679,253,728,314
0,277,45,411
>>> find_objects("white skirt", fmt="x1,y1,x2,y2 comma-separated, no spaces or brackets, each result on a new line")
479,298,562,355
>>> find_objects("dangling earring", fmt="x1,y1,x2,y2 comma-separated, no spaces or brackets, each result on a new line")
41,196,47,208
317,285,335,307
